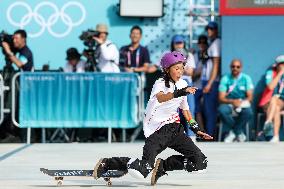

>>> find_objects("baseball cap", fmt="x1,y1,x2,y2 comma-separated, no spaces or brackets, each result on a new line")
172,35,185,43
206,21,218,30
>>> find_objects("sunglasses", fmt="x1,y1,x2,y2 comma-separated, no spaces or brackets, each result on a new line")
231,65,241,69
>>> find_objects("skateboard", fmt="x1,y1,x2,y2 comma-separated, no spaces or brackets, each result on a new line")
40,168,127,186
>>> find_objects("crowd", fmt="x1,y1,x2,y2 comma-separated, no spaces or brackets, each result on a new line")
0,21,283,143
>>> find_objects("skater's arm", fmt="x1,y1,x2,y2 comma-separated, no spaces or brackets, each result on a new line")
182,110,213,140
156,87,197,103
182,110,201,134
182,109,194,121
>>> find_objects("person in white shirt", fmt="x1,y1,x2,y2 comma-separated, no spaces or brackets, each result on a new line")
64,47,86,73
93,51,213,185
202,21,221,136
93,23,120,73
170,34,196,137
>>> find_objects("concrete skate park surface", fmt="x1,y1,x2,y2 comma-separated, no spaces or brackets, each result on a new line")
0,142,283,189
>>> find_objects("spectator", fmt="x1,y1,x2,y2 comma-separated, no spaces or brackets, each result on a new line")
1,29,34,71
218,59,253,142
193,35,210,132
202,21,221,136
261,55,284,143
93,23,120,73
119,25,150,73
64,47,86,73
170,34,196,137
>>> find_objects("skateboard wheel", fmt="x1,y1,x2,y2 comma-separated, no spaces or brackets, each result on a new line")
107,181,112,186
57,180,63,187
55,177,64,187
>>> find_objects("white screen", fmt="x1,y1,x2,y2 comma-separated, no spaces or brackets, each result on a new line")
120,0,163,17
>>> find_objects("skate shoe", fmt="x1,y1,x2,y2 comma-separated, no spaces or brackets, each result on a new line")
94,158,108,179
151,158,167,185
127,158,151,179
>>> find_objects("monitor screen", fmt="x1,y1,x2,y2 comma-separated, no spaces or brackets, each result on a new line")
120,0,163,17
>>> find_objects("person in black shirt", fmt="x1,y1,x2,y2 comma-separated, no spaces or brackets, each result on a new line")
119,25,150,73
1,29,34,71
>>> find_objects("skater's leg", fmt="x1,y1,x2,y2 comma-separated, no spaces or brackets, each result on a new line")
128,123,175,178
94,157,130,179
151,125,207,185
105,157,131,171
166,125,207,172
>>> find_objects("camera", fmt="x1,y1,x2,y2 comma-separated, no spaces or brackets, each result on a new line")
0,31,16,66
79,29,99,49
79,29,101,72
0,31,15,52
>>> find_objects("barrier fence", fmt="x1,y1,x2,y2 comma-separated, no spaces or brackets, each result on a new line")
7,72,145,144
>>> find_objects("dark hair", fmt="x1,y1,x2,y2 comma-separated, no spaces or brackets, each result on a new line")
198,35,208,45
130,25,142,34
163,72,171,88
14,29,27,39
170,40,187,52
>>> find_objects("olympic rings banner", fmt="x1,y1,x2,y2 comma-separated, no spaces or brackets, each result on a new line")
0,0,126,69
6,1,86,38
19,73,139,128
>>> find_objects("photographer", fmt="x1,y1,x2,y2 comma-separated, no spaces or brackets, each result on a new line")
64,47,86,73
93,24,120,73
1,30,34,71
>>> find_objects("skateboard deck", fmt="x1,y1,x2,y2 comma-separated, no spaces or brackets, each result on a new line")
40,168,127,186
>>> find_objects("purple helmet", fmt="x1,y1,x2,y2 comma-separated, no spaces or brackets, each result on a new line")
160,51,186,69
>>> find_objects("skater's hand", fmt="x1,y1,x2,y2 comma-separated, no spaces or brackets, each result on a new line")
197,131,213,140
186,87,198,94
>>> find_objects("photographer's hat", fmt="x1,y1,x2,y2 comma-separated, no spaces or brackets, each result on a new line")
275,55,284,65
95,23,108,33
66,47,81,60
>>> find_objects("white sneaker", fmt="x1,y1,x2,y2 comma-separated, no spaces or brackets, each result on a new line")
237,133,246,142
224,131,236,143
270,135,280,143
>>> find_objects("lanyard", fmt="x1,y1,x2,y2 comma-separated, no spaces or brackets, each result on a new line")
127,46,140,67
227,73,242,95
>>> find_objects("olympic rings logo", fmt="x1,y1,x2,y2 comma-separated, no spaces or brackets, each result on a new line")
6,1,86,38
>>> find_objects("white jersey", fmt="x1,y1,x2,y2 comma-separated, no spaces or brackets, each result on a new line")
97,40,120,73
182,52,196,83
205,38,221,81
143,78,189,138
208,38,221,58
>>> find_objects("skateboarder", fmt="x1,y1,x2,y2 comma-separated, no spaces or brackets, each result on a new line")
94,51,213,185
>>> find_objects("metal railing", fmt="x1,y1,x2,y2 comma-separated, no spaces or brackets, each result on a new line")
0,74,12,125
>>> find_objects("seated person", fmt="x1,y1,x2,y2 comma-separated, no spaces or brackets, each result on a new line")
218,59,253,142
261,55,284,143
64,47,86,73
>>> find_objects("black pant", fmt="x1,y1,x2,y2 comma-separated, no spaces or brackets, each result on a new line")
106,122,207,173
